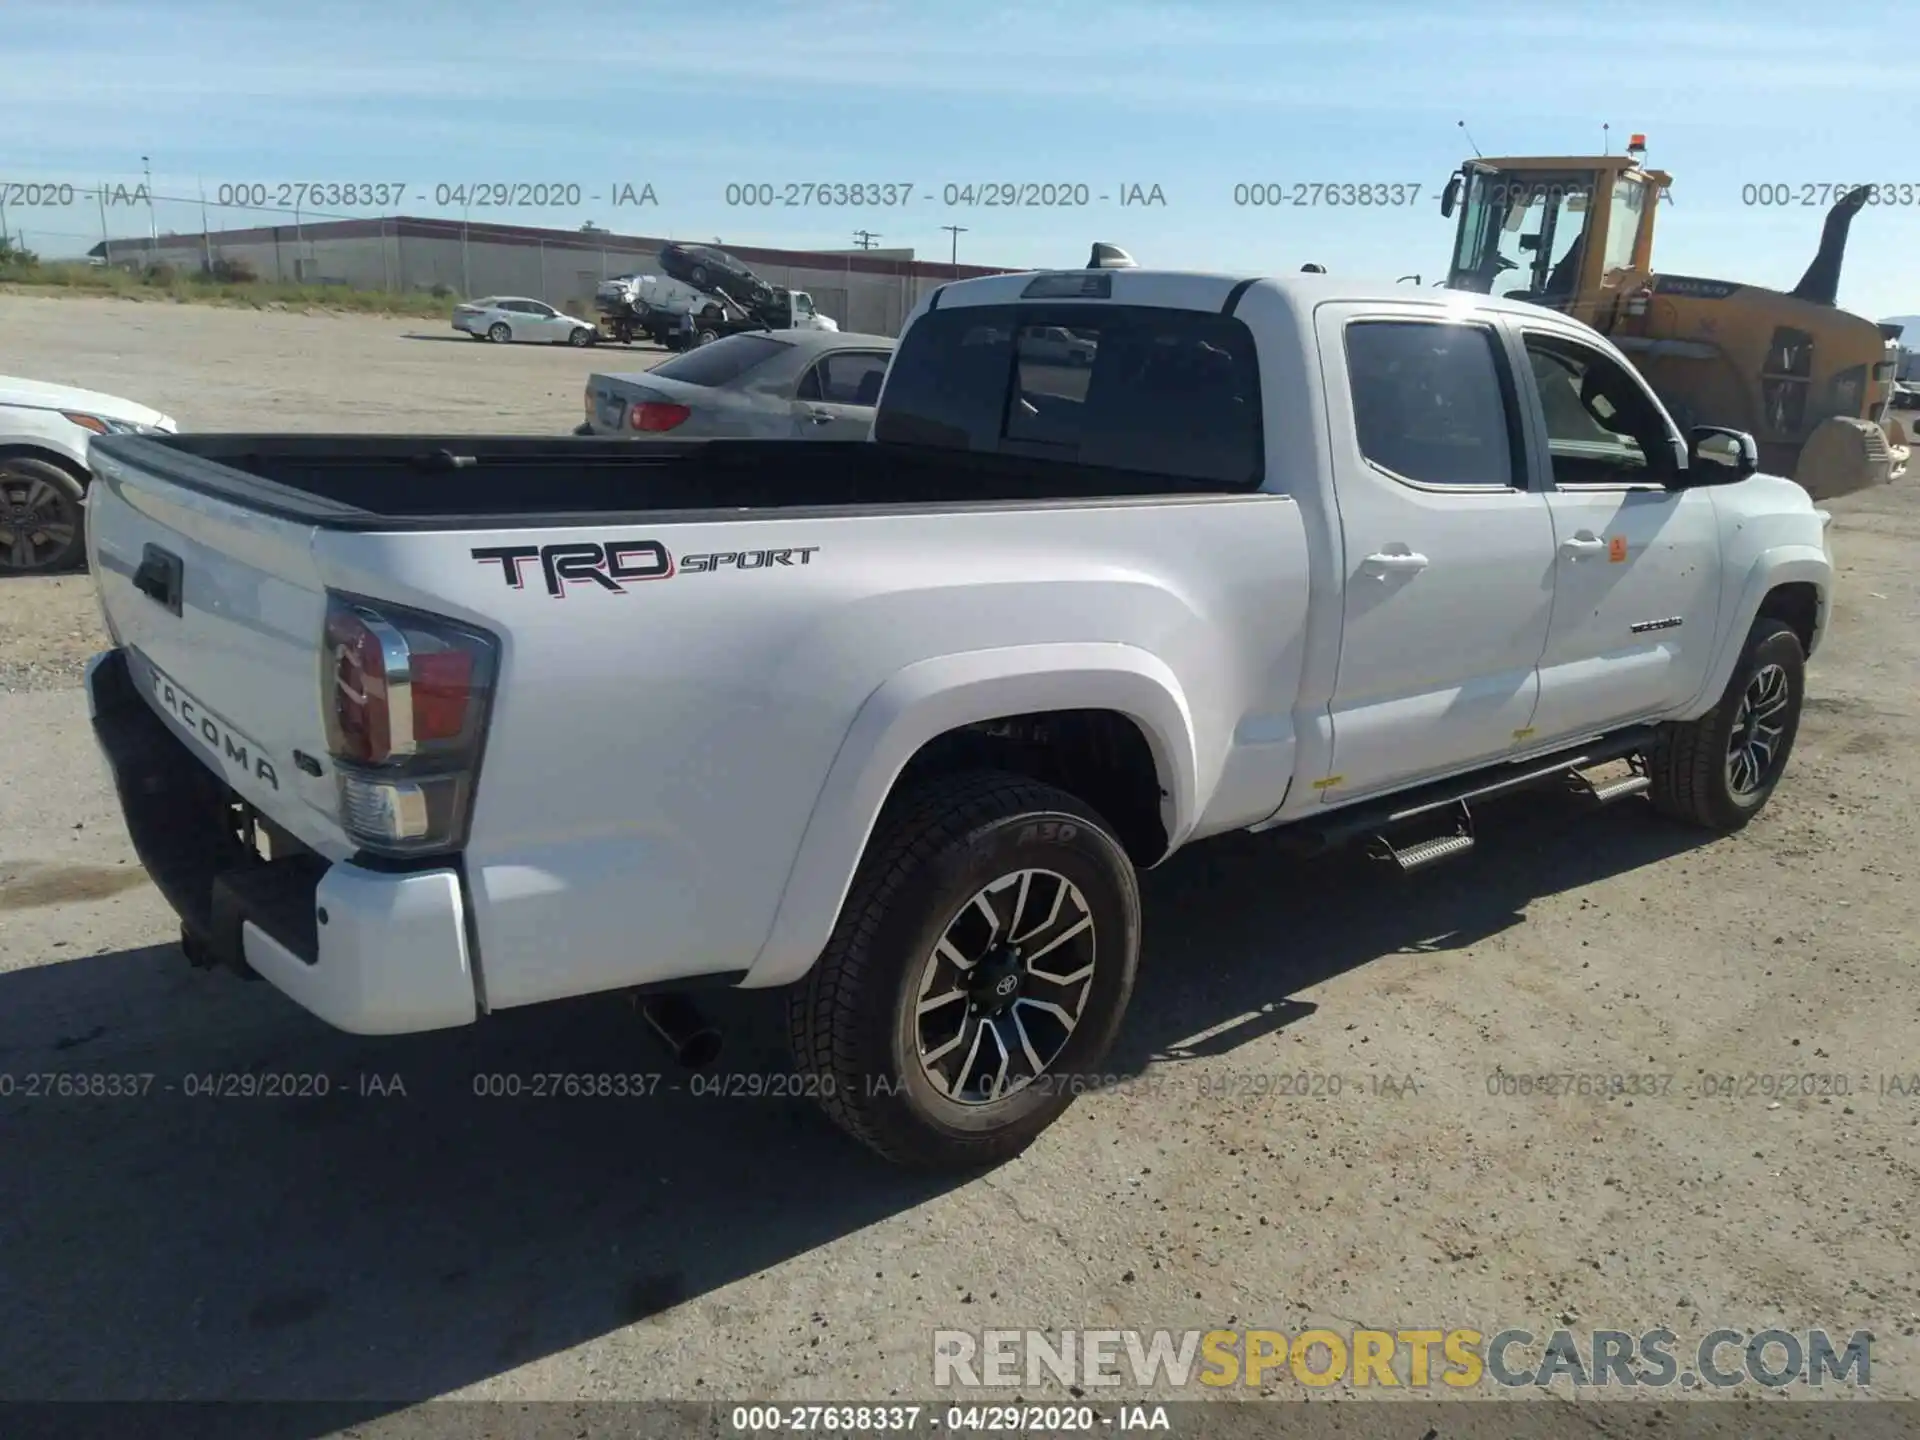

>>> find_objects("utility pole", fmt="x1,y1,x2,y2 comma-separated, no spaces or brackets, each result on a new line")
852,229,880,250
198,178,213,274
940,223,967,277
141,155,157,250
97,185,112,268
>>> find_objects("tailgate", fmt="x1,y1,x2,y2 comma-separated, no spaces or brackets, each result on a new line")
86,442,351,859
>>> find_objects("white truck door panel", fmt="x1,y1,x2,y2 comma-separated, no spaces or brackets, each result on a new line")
1512,328,1725,740
1316,307,1555,801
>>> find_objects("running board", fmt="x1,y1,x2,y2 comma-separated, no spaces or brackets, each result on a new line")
1371,800,1475,873
1572,769,1652,805
1274,725,1661,859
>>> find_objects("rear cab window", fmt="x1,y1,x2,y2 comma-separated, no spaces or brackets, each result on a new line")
874,303,1264,488
648,333,790,387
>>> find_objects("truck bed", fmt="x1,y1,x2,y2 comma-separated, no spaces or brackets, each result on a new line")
91,433,1261,530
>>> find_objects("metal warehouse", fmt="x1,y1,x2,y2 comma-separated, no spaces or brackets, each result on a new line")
85,216,1015,336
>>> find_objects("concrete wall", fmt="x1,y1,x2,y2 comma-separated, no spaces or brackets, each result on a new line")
126,227,955,336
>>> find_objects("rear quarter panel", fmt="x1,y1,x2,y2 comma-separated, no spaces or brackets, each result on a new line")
379,495,1309,1010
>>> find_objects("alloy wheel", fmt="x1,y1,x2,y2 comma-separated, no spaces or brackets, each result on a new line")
0,470,78,572
1726,662,1792,796
912,868,1096,1105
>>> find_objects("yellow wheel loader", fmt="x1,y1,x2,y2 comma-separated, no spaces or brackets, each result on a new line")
1439,139,1908,499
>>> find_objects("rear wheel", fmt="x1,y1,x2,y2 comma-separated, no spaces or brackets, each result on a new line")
0,455,87,575
487,322,511,343
789,771,1142,1172
1648,617,1805,830
696,327,720,347
689,264,711,288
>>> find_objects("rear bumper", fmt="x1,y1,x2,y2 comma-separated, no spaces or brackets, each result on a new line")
85,648,479,1035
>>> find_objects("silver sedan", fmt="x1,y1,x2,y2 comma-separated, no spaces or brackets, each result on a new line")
579,329,894,440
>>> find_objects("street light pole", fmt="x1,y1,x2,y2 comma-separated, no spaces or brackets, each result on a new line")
940,223,967,277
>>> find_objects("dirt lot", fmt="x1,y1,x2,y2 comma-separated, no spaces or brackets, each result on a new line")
3,292,1920,1422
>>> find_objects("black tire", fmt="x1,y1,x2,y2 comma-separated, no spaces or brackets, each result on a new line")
0,455,88,575
569,327,595,347
487,322,511,343
696,328,720,347
788,770,1142,1172
689,264,711,288
1648,617,1805,831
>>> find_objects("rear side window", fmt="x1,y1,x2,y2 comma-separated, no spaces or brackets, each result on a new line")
874,304,1263,488
649,333,789,387
798,350,892,404
1344,320,1520,488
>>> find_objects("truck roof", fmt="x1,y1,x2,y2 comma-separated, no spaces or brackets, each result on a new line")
927,268,1578,324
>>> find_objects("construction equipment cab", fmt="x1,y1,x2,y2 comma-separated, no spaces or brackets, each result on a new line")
83,262,1831,1174
1440,136,1905,498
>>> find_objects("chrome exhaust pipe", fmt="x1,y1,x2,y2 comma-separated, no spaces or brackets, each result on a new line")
639,993,722,1069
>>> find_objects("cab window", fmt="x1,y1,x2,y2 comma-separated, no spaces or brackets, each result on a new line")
1520,333,1676,486
1344,320,1522,488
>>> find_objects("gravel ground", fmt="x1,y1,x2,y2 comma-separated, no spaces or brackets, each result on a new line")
3,292,1920,1423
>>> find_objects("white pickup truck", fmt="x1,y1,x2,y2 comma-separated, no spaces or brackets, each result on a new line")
82,264,1833,1171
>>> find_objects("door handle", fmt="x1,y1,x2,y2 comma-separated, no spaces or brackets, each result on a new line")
1362,551,1429,574
132,543,183,616
804,408,835,424
1560,534,1607,557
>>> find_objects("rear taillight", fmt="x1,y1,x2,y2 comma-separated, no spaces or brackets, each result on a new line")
630,401,690,432
1625,287,1653,318
322,593,499,856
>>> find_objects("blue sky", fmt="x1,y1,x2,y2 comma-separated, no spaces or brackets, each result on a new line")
5,0,1916,319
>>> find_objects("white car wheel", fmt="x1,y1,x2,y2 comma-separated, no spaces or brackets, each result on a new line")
488,322,511,343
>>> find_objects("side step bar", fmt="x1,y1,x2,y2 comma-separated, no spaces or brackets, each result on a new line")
1373,800,1475,873
1279,725,1662,868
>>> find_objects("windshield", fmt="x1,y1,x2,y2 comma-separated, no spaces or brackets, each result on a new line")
1448,167,1600,302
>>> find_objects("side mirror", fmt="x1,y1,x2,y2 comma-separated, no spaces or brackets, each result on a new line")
1680,425,1759,484
1441,174,1461,218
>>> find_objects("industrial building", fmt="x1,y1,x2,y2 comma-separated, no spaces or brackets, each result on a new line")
86,215,1015,336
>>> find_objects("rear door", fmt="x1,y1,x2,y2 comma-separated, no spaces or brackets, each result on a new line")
793,349,892,438
1315,306,1557,801
1510,325,1724,739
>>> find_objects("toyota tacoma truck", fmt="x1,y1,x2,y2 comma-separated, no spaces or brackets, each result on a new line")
82,261,1834,1171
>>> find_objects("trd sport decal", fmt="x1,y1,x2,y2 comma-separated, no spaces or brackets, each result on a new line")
471,540,819,597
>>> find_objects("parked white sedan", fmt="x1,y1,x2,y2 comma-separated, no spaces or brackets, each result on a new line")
0,375,177,573
453,297,600,346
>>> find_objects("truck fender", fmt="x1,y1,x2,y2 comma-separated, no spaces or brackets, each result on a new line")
739,642,1199,989
1684,546,1830,715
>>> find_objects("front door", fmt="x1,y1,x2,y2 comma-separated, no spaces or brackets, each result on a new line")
1316,309,1559,802
1511,327,1725,740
